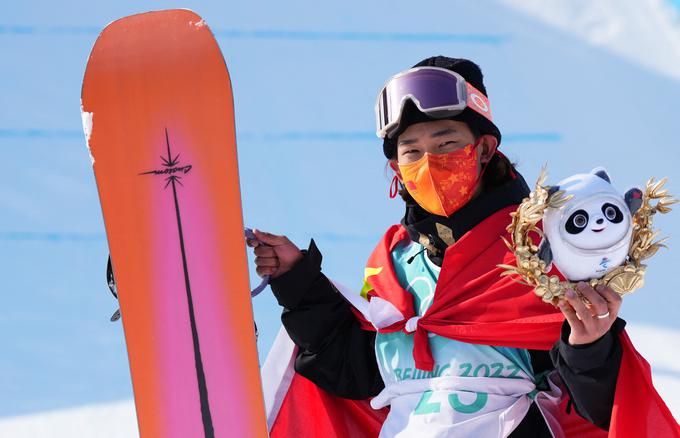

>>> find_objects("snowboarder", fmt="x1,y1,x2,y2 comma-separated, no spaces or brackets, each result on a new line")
249,56,678,437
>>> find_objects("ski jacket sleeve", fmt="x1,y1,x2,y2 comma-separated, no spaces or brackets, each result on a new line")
269,239,385,400
550,318,626,430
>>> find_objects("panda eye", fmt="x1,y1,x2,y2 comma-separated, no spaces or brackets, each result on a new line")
574,214,587,227
566,210,589,234
601,203,623,223
604,206,616,220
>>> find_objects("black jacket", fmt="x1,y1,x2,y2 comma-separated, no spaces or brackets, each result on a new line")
270,175,624,436
271,243,625,436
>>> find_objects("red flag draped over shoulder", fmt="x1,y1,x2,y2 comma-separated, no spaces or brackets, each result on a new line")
267,206,679,437
359,206,565,371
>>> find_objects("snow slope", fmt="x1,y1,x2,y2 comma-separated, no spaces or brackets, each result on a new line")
0,400,138,438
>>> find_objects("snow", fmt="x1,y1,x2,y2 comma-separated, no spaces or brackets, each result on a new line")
190,19,207,29
80,107,94,164
499,0,680,80
1,324,676,437
626,324,680,415
0,399,138,438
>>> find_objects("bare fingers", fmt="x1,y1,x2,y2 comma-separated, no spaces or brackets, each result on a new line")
256,265,276,277
561,282,621,345
254,245,276,258
564,288,592,323
575,282,609,320
595,284,622,319
254,256,280,268
558,294,584,332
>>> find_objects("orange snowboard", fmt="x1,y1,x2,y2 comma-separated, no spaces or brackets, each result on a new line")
81,9,267,438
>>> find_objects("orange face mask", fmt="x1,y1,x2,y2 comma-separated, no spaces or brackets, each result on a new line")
397,143,483,217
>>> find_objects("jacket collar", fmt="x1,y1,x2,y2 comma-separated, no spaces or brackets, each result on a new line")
401,172,530,265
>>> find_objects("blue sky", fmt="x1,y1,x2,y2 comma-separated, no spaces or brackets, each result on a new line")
1,0,679,418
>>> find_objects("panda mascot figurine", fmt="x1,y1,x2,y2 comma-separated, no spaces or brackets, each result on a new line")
538,168,643,282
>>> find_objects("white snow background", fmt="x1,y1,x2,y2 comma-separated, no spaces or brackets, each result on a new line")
1,0,679,435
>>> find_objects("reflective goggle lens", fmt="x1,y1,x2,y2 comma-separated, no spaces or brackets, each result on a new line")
376,67,492,139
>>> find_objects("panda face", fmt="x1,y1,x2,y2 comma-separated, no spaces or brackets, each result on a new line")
560,196,630,250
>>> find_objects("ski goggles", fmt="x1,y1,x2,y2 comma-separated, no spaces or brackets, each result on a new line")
375,66,494,139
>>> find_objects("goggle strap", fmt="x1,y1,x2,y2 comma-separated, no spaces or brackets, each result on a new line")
465,82,493,122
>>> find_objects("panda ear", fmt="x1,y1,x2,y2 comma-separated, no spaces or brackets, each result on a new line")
591,167,611,183
625,187,643,215
537,238,553,268
547,185,560,198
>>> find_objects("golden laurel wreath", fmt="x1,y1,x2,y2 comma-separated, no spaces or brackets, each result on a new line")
498,167,676,305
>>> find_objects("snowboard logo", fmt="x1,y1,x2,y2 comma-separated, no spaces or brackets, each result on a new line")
140,128,215,437
139,128,193,187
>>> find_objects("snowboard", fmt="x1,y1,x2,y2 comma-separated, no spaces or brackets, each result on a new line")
81,9,267,438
